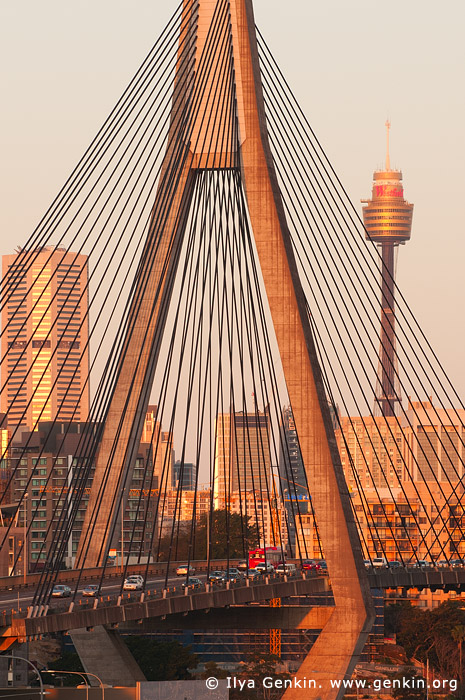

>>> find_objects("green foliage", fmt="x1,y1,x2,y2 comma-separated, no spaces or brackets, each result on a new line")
199,661,229,679
384,601,416,636
387,600,465,681
447,680,465,700
392,669,426,700
157,509,260,561
124,637,197,681
44,652,85,686
230,653,291,700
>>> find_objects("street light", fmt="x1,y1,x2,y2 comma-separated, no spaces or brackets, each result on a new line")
83,671,105,699
2,653,44,698
23,492,29,585
46,670,88,699
46,669,105,699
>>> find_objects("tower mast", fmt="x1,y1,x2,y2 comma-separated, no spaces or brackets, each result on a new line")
362,123,414,416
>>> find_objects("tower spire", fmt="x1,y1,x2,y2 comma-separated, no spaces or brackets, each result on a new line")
362,122,414,417
385,119,391,171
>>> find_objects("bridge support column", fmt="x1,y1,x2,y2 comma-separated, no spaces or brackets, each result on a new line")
70,625,146,687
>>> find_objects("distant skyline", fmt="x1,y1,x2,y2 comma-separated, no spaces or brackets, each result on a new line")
1,0,464,400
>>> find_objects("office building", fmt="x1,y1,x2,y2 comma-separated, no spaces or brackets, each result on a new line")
213,410,271,508
142,405,174,490
1,247,89,430
336,415,404,491
173,460,197,491
215,489,283,547
9,419,157,571
401,399,465,483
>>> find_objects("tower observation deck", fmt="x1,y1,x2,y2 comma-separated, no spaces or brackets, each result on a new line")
362,122,414,416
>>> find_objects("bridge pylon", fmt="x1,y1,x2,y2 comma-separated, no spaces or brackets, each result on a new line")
75,1,374,695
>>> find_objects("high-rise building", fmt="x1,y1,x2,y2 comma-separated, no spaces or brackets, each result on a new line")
9,420,158,570
1,247,89,430
361,122,413,417
213,410,271,508
142,405,174,489
336,415,404,491
0,416,10,502
335,400,465,562
278,406,307,497
214,489,283,547
173,460,197,491
278,406,310,552
401,399,465,484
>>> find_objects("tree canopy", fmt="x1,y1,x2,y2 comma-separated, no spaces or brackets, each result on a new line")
157,509,260,561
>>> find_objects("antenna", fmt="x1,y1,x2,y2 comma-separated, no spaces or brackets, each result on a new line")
385,119,391,170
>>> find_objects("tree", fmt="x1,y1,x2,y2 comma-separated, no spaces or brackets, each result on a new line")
452,625,465,682
124,638,197,681
199,661,229,680
386,600,465,680
44,652,85,686
156,509,260,562
231,653,291,700
196,510,260,560
385,601,417,637
392,669,426,700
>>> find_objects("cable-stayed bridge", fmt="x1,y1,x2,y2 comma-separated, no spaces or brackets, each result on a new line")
0,0,464,696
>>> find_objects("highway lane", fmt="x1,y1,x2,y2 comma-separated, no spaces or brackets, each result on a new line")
0,572,212,612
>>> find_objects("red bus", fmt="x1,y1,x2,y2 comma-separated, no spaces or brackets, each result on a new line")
248,546,283,570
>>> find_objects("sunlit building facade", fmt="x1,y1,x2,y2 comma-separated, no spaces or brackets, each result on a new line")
142,405,174,490
1,247,89,430
336,415,404,491
213,410,271,509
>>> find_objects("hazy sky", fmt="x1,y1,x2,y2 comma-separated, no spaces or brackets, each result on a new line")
1,0,464,399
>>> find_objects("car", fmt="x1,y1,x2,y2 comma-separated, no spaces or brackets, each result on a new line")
52,585,72,598
435,560,449,568
301,559,315,570
182,577,202,590
388,560,403,569
372,557,388,568
123,575,144,590
221,568,244,584
363,560,372,570
276,563,297,575
176,564,196,576
302,559,321,572
314,559,328,572
237,560,249,572
82,584,100,597
247,568,263,579
411,560,433,569
226,567,245,583
255,562,274,574
208,570,225,583
450,559,464,568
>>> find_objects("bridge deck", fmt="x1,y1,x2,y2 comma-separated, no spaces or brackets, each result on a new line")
10,575,330,639
2,567,464,642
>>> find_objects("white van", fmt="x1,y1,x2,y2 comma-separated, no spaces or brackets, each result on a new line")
372,557,388,568
276,562,297,575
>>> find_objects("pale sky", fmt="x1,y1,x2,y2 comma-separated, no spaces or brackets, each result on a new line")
1,0,464,400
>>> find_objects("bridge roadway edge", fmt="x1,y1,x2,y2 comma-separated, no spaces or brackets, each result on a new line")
9,577,330,638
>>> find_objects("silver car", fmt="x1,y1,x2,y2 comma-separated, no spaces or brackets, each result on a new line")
52,585,72,598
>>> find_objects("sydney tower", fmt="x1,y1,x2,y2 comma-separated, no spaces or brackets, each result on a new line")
362,122,414,417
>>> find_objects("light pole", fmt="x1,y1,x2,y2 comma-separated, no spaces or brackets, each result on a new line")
85,671,105,698
121,496,124,573
47,670,88,700
46,669,105,699
2,653,44,698
23,492,29,585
